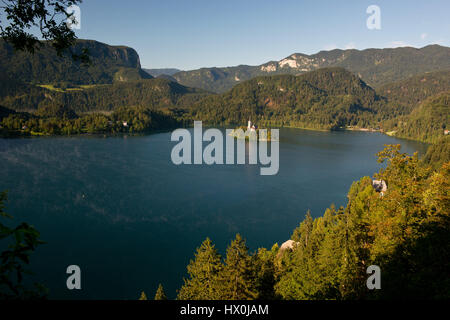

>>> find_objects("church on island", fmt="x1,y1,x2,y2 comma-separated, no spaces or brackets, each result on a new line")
247,120,257,132
228,119,276,142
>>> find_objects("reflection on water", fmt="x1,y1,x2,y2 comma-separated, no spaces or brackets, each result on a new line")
0,129,428,299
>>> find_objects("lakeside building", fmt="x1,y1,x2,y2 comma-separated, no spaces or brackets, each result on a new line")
372,179,388,196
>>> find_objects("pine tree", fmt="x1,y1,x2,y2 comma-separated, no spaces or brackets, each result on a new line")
338,179,373,299
177,238,224,300
154,283,167,300
222,234,258,300
138,291,147,300
276,207,343,300
253,247,278,299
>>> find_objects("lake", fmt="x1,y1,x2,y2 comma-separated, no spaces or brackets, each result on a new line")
0,128,427,299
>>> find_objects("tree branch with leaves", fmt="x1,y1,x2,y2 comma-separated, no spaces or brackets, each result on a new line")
0,0,88,61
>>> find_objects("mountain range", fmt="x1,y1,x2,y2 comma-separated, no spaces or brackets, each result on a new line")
171,45,450,93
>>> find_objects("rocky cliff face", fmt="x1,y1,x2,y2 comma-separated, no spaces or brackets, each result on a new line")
71,40,142,69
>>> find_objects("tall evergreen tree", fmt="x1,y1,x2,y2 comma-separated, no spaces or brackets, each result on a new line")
154,284,167,300
177,238,224,300
252,246,278,299
338,178,374,299
138,291,147,300
222,234,258,300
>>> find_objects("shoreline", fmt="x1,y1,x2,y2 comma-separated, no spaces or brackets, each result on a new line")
1,123,431,146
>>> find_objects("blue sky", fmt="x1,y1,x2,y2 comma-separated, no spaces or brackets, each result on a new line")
73,0,449,70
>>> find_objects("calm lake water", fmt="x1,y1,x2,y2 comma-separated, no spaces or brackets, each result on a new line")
0,128,427,299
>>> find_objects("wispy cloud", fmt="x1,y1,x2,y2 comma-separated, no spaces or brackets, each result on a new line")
322,42,356,51
323,43,338,51
387,41,412,48
344,42,356,49
421,33,428,40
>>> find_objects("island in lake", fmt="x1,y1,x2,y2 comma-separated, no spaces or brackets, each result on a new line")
229,120,278,141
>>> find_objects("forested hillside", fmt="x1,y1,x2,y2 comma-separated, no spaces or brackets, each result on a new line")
187,68,389,130
379,70,450,114
385,92,449,143
423,137,450,169
0,78,209,113
184,67,450,141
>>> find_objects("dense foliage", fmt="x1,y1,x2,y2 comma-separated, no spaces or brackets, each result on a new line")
423,137,450,169
172,145,450,300
0,0,81,56
177,235,277,300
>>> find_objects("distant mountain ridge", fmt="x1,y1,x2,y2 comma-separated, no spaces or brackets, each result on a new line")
143,68,181,77
173,45,450,93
